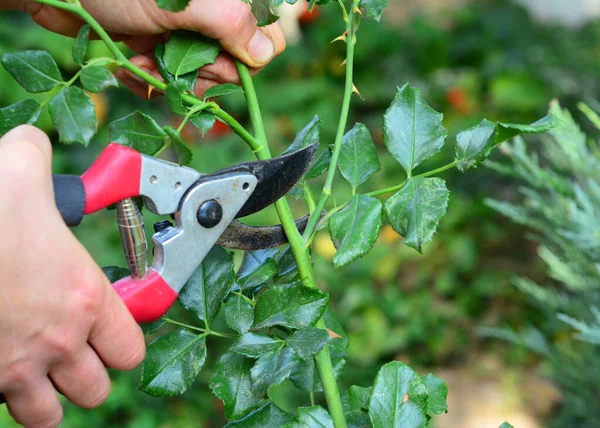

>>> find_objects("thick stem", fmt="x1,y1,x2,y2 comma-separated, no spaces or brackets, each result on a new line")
236,61,347,428
302,8,359,242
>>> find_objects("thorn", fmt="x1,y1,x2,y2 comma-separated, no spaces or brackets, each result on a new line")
340,59,347,67
402,394,410,403
353,6,363,16
326,328,343,339
147,85,154,99
331,34,347,44
331,30,348,44
352,83,364,100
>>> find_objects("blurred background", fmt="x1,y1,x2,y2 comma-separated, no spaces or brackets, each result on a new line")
1,0,600,426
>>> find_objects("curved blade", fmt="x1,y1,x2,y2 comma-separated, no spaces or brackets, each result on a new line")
208,143,318,218
217,215,311,250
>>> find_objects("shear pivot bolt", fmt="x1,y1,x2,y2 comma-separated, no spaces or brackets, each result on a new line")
198,200,223,228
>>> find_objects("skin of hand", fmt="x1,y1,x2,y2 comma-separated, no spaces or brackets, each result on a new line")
2,0,286,98
0,126,146,428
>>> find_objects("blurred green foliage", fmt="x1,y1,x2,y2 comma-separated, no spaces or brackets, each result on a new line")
1,0,600,426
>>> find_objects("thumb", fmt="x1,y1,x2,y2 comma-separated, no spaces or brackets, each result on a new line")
0,125,52,169
166,0,279,67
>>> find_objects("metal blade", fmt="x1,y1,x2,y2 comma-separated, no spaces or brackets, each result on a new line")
217,215,311,250
207,143,318,218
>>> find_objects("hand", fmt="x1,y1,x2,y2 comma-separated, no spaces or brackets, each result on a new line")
9,0,286,98
0,126,146,428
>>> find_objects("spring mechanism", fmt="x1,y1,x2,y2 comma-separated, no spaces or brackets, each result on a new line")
116,198,148,279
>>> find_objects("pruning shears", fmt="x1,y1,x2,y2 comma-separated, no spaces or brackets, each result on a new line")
50,141,318,324
0,141,317,406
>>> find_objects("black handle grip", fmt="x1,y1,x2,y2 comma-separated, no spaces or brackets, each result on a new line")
53,174,85,227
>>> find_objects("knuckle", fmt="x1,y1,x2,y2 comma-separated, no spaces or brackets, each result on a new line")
43,329,78,359
4,361,35,385
81,384,110,409
39,409,64,428
224,5,255,37
118,334,146,370
69,270,106,319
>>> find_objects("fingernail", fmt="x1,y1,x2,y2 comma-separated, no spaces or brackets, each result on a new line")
249,29,275,64
198,71,218,81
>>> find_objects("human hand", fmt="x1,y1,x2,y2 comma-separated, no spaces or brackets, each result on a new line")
0,126,146,428
7,0,286,98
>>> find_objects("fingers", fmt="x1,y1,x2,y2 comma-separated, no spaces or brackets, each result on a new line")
49,345,111,409
0,126,54,201
88,279,146,370
5,378,62,428
165,0,286,68
0,125,52,166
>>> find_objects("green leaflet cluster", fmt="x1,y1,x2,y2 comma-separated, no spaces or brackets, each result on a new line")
103,244,348,423
0,25,119,144
301,83,559,263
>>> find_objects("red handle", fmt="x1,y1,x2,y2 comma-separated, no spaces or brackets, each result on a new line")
112,271,178,323
81,143,142,214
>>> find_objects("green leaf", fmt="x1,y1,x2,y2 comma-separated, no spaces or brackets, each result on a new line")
155,0,192,11
238,250,278,290
165,80,189,115
342,385,371,412
275,246,298,280
383,84,447,175
306,147,332,179
253,282,329,330
339,123,380,190
251,346,296,396
210,352,265,420
286,327,331,359
109,111,167,155
329,195,382,267
80,66,118,93
421,374,448,415
251,0,279,26
155,43,197,91
455,115,558,172
163,126,193,166
49,86,97,146
139,329,206,397
361,0,388,21
230,333,285,358
499,423,515,428
496,114,558,144
179,246,235,324
1,50,62,93
285,115,321,154
290,309,348,393
225,294,255,334
454,119,496,172
368,361,429,428
164,31,219,77
0,99,41,137
284,406,334,428
204,83,244,100
102,266,129,283
140,318,166,335
225,403,295,427
384,177,449,252
190,112,215,136
73,24,91,65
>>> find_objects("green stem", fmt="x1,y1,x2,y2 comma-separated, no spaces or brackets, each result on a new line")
236,60,347,428
31,0,260,151
367,161,458,198
302,5,359,243
162,317,237,338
